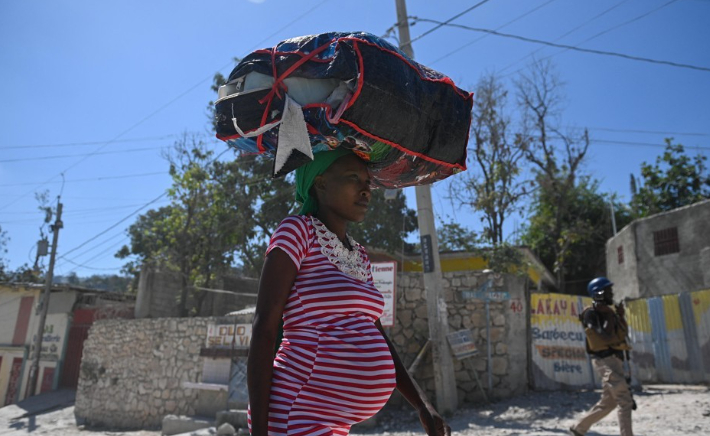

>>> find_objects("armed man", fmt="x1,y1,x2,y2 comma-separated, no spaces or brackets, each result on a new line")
570,277,634,436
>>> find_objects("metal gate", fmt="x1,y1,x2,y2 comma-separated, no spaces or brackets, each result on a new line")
59,309,95,389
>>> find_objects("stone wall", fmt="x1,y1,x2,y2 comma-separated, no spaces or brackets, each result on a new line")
77,272,529,428
387,271,528,407
75,317,225,429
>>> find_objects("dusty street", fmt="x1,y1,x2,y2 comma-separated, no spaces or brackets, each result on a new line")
1,385,707,436
361,384,709,435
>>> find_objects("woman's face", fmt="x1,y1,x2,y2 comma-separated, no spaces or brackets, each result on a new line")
315,154,371,223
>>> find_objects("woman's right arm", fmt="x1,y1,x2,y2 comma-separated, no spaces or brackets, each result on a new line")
247,248,298,436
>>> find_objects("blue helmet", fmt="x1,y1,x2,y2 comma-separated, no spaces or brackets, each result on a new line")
588,277,613,300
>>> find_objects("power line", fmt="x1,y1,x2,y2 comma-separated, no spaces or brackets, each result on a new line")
248,0,333,52
0,172,167,188
55,146,236,271
509,135,710,150
428,0,559,66
0,1,331,212
412,19,710,72
466,136,710,153
66,231,128,259
59,257,124,272
58,192,168,259
399,0,492,52
0,134,176,150
588,138,710,150
582,126,710,137
578,0,678,46
531,0,680,71
549,0,632,42
0,146,165,163
498,0,633,74
58,235,131,274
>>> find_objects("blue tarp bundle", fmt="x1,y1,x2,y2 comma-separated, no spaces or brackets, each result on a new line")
215,31,472,188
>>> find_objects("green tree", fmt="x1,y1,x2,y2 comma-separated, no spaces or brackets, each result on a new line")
449,73,530,246
436,221,478,252
349,189,418,254
53,273,132,292
523,178,633,295
118,134,251,315
631,139,710,217
0,204,46,283
516,61,591,292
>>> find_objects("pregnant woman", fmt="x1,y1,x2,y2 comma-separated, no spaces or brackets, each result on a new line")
247,148,449,436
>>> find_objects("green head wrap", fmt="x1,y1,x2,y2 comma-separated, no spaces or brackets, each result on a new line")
295,147,353,215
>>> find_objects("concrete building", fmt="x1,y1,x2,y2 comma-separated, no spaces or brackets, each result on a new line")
606,199,710,300
0,282,133,405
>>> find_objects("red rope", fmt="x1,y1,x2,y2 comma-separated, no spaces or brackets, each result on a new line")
255,42,334,152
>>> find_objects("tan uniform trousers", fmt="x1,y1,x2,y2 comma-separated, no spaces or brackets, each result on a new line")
572,354,634,436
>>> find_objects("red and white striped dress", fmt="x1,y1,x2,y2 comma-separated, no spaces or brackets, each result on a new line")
249,215,396,436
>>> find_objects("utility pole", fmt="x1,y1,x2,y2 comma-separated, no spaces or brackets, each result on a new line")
395,0,458,414
28,198,63,396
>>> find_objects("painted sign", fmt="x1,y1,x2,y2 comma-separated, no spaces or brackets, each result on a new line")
371,262,397,327
29,315,67,362
206,324,252,349
446,329,479,360
530,293,595,390
462,290,511,302
420,235,434,273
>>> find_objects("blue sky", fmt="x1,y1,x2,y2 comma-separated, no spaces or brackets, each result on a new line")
1,0,709,278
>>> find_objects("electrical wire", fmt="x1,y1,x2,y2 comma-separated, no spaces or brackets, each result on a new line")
530,0,681,72
0,134,177,150
0,146,165,163
3,0,333,272
465,135,710,151
57,191,168,260
498,0,633,74
59,258,124,272
428,0,559,66
577,0,679,48
399,0,492,52
576,126,710,137
0,0,332,212
585,138,710,150
58,237,130,273
58,231,127,262
0,172,168,188
411,19,710,72
55,147,236,269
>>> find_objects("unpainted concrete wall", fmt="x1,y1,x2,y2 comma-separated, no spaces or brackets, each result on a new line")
134,267,258,319
606,223,640,300
608,200,710,299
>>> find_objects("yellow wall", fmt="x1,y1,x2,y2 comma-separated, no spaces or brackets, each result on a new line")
402,254,544,284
